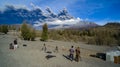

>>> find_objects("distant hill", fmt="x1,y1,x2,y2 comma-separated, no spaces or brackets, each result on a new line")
69,21,99,30
104,22,120,28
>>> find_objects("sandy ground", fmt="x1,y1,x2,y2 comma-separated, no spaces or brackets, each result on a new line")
0,33,120,67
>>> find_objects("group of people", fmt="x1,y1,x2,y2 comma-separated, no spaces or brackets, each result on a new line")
69,46,81,62
42,43,81,62
42,43,58,53
9,38,18,50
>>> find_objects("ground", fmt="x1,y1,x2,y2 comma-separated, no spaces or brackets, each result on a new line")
0,33,120,67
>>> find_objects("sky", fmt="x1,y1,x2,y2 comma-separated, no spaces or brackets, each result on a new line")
0,0,120,25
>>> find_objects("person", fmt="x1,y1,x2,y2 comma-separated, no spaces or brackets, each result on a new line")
14,38,17,44
42,43,47,52
14,38,18,49
54,46,58,53
69,46,74,61
75,47,81,62
9,43,14,49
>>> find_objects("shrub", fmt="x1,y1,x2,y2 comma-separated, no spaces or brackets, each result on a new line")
21,21,36,41
21,21,29,40
0,25,8,34
41,23,48,41
30,29,36,41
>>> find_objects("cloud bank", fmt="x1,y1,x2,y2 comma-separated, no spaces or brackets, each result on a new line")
33,18,82,27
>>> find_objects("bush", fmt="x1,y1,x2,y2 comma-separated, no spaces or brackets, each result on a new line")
21,21,36,41
48,25,120,46
0,25,8,34
30,29,36,41
87,37,96,44
41,23,48,41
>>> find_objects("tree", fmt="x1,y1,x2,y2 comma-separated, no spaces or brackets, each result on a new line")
0,26,2,32
1,25,8,34
21,21,31,40
30,29,36,41
41,23,48,41
21,21,36,41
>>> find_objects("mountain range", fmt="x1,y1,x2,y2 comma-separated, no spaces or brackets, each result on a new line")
0,5,98,29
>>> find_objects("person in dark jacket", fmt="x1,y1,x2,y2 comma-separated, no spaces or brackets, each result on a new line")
14,39,17,45
14,38,18,49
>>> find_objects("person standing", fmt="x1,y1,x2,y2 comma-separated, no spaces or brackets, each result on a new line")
14,38,18,50
42,43,47,52
55,46,58,53
69,46,74,61
75,47,81,62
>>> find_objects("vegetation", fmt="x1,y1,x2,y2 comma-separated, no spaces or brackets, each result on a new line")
41,23,48,41
21,21,36,41
1,22,119,46
8,25,16,30
48,22,120,46
30,29,36,41
0,25,8,34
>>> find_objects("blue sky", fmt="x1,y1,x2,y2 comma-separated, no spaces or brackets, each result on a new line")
0,0,120,25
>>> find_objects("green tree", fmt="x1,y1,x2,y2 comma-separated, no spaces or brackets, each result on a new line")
41,23,48,41
21,21,31,40
30,29,36,41
0,26,2,32
1,25,8,34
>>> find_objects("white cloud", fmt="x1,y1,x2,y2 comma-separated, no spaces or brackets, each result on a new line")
30,2,41,9
4,4,31,11
33,17,83,27
30,3,35,7
14,5,27,9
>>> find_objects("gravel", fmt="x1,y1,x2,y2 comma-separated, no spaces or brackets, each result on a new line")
0,34,120,67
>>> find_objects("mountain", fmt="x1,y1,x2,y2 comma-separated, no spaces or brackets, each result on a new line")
104,22,120,27
0,5,98,29
70,21,99,29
